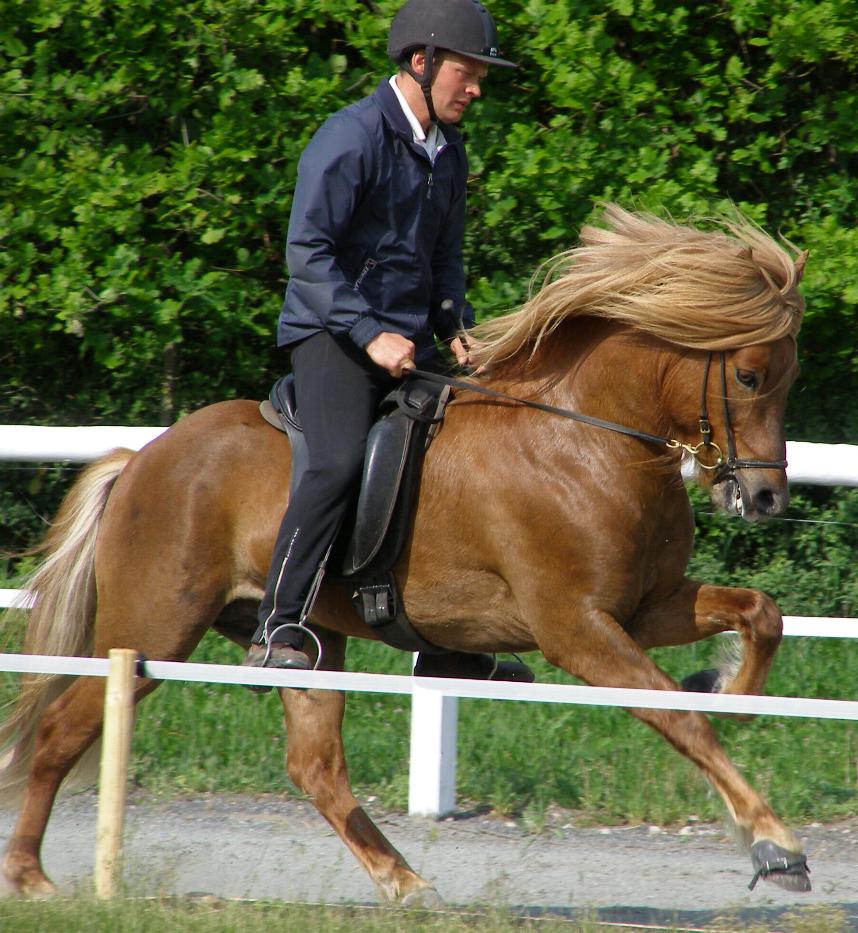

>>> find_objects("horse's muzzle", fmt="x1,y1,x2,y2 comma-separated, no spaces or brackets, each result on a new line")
711,470,789,522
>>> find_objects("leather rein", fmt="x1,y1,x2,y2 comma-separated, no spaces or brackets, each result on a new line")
409,351,788,480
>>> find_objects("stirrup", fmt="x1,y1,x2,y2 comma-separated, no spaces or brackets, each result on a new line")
258,621,322,671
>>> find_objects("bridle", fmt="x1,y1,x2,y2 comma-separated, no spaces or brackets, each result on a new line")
409,350,788,480
693,351,788,482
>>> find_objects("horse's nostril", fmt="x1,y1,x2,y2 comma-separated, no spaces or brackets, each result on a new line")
755,488,778,515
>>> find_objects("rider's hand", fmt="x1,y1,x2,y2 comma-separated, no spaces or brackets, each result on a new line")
449,336,473,369
365,331,416,378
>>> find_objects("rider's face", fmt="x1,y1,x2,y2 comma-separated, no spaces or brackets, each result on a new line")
431,53,488,123
412,50,488,124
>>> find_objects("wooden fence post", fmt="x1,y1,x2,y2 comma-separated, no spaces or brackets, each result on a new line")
94,648,137,898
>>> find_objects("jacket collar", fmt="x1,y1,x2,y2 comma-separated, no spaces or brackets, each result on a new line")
372,78,463,150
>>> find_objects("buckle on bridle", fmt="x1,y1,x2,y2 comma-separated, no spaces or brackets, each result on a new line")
666,438,724,471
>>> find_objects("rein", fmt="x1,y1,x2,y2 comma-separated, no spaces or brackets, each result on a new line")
409,351,788,477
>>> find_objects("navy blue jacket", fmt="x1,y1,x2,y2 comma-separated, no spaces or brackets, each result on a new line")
278,79,474,364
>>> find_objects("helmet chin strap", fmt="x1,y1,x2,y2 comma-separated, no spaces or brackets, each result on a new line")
402,44,438,124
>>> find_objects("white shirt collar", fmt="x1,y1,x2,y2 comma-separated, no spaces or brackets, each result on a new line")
389,75,444,157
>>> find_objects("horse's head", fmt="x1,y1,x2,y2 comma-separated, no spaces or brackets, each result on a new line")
466,204,805,525
678,338,798,522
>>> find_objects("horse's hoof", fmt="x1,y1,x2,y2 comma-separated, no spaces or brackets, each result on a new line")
23,880,58,900
681,668,722,693
4,874,58,899
748,840,811,892
400,885,444,909
2,855,58,899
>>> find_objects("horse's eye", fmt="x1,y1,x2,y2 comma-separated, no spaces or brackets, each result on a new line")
736,369,758,390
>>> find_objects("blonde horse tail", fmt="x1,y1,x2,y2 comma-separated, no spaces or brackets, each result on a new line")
0,448,135,805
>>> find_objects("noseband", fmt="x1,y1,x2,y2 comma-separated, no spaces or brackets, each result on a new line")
409,351,788,480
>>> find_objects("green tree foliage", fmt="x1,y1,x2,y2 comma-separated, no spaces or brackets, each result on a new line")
2,0,856,431
1,0,393,423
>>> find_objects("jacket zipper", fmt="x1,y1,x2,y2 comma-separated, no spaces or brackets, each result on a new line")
353,258,377,291
426,142,449,200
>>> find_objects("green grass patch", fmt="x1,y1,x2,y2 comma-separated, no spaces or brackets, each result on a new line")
0,898,584,933
0,896,849,933
119,630,857,827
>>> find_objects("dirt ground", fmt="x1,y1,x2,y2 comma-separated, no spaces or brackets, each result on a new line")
2,791,857,929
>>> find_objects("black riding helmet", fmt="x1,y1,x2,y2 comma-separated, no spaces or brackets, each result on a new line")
388,0,516,123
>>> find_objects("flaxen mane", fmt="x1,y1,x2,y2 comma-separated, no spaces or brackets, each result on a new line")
469,204,807,371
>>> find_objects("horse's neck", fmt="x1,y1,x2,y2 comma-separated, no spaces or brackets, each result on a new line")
494,321,673,444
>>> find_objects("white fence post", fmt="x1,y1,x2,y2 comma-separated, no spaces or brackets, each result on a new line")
408,681,458,818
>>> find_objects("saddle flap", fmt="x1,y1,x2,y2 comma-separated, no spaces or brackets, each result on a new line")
337,413,415,576
337,378,448,577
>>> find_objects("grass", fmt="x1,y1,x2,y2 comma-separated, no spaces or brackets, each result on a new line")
98,630,858,826
0,898,598,933
0,897,851,933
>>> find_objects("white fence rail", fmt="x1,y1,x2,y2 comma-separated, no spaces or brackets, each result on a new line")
3,652,858,719
3,424,858,486
1,425,856,817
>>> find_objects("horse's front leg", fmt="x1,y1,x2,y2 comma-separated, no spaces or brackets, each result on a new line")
279,628,440,906
534,607,809,892
627,578,783,698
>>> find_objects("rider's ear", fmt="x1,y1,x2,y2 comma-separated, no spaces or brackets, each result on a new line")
410,49,426,78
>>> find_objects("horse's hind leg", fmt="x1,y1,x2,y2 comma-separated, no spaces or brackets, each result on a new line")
627,578,783,699
4,587,209,896
3,673,159,895
279,629,439,906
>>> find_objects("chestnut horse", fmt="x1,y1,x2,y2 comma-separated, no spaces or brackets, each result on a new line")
1,205,810,902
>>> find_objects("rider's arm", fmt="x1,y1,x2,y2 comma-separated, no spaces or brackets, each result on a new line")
284,114,384,350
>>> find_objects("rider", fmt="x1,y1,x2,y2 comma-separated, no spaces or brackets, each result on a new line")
245,0,517,673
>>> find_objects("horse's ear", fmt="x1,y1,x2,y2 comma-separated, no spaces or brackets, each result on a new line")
794,249,809,282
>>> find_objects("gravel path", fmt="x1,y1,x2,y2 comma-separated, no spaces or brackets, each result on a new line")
2,791,857,929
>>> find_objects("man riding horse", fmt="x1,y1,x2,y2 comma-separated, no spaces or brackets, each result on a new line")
245,0,527,680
